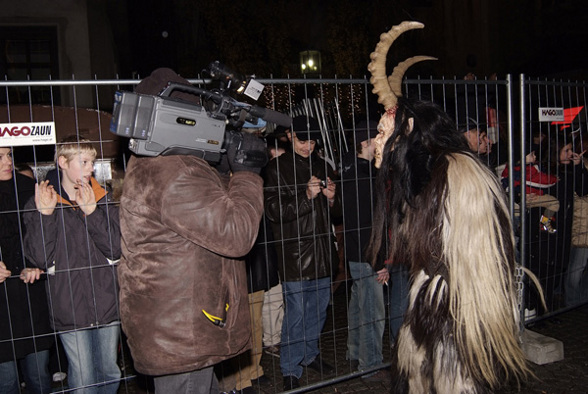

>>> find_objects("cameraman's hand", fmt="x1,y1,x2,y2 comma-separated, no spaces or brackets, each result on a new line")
214,154,231,176
225,130,268,174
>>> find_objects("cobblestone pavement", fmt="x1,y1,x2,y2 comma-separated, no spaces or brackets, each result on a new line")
61,284,587,394
251,295,588,394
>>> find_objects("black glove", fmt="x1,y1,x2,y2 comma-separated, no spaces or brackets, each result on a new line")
214,153,231,176
224,130,268,174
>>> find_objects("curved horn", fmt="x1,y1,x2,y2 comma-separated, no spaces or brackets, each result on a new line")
367,21,435,110
388,55,437,97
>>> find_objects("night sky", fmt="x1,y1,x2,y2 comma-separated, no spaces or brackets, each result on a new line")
122,0,587,80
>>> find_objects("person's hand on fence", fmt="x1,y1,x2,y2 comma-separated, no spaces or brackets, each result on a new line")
0,261,11,283
20,267,44,284
74,180,97,215
35,180,57,216
376,267,390,285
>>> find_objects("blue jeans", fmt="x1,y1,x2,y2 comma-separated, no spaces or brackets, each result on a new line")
280,277,331,378
59,322,121,394
153,366,218,394
0,350,51,394
566,247,588,306
387,264,409,343
346,261,385,370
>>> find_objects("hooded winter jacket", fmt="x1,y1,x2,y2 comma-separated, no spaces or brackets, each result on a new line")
264,150,342,282
23,170,120,331
118,155,264,376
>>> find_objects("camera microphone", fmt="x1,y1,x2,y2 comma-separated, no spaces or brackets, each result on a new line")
249,106,292,127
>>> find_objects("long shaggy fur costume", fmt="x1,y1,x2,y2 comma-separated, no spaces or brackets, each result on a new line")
367,99,529,394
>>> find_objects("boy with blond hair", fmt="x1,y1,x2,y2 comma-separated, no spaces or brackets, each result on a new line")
24,135,121,393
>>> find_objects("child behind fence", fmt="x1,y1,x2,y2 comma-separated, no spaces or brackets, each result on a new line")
23,135,121,394
502,149,560,233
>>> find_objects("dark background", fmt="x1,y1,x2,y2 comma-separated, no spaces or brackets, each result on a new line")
121,0,588,80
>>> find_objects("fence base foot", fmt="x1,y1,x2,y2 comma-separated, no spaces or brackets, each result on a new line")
522,329,564,365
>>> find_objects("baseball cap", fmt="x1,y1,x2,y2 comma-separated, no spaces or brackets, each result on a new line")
291,116,322,141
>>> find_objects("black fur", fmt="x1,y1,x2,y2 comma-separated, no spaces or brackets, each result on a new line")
369,98,518,393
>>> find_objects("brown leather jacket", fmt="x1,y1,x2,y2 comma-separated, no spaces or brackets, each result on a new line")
118,155,264,375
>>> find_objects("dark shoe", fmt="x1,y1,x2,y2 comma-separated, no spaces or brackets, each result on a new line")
283,376,300,390
362,369,392,384
305,356,335,375
264,345,280,358
251,375,271,386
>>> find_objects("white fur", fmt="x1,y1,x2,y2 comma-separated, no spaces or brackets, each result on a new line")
442,153,527,386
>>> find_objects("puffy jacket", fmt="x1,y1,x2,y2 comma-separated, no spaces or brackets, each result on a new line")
118,155,264,376
264,151,342,282
572,159,588,248
544,163,588,270
501,164,558,195
23,170,120,331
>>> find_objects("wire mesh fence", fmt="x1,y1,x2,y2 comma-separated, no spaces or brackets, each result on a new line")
0,74,586,393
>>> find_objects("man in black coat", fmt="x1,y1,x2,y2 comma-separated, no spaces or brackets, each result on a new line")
264,116,342,390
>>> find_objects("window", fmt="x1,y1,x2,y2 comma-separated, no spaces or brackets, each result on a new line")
0,26,60,104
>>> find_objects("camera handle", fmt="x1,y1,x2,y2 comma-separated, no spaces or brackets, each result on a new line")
159,82,223,104
159,82,292,127
160,82,236,121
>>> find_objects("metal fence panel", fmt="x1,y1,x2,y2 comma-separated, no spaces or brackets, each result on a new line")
519,76,588,324
1,75,586,393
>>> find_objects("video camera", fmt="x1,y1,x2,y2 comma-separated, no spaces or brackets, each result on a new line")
109,62,291,163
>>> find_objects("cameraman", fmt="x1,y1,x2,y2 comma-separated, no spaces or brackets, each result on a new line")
117,68,265,393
